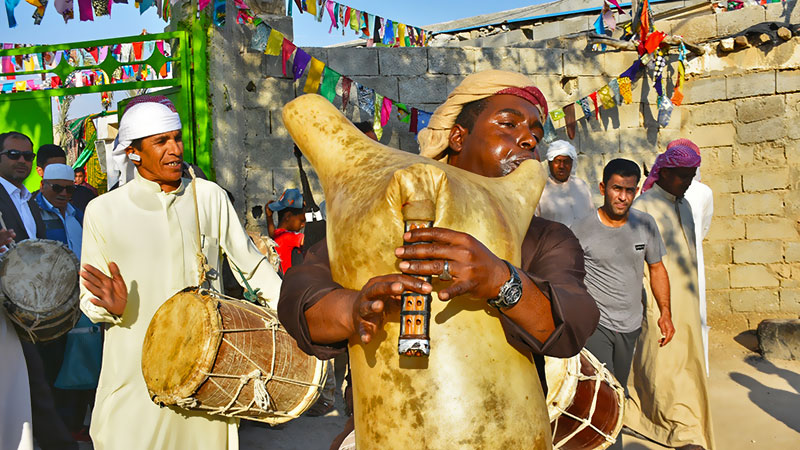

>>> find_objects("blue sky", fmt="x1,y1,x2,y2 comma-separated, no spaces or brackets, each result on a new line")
1,0,543,118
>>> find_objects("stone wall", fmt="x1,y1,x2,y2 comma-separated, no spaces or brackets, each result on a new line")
204,4,800,330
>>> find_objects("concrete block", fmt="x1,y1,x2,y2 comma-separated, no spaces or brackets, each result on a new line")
717,6,767,37
730,265,780,288
685,123,736,148
746,218,800,240
706,290,732,317
727,72,776,99
350,76,399,102
559,16,591,35
737,117,786,144
564,51,603,77
602,52,639,78
428,47,476,74
732,289,780,312
733,192,784,216
399,75,448,104
753,142,787,165
706,266,730,290
684,76,726,104
617,104,641,129
781,289,800,313
705,172,742,193
474,47,520,72
713,192,734,216
577,76,607,94
242,77,296,110
445,75,467,95
519,48,564,75
532,21,562,42
533,75,579,104
758,318,800,360
736,95,786,123
671,14,718,42
708,217,746,241
777,70,800,93
742,168,790,190
733,146,754,167
328,48,379,76
733,240,784,264
786,242,800,262
685,101,736,126
378,48,428,76
703,147,734,173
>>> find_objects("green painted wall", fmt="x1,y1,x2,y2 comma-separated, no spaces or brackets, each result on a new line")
0,96,53,191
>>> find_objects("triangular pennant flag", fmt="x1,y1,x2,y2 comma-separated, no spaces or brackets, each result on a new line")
619,59,641,80
373,92,384,140
657,95,674,127
265,29,283,55
306,0,315,16
357,83,375,114
564,103,576,140
410,107,418,133
319,66,340,102
417,110,432,132
341,76,352,111
593,15,606,51
396,102,410,123
618,77,633,104
343,6,350,27
380,96,392,127
549,108,565,122
608,78,622,105
671,60,685,106
577,97,592,119
281,38,296,77
292,48,312,81
78,0,93,21
199,0,210,10
589,91,600,119
607,0,624,14
249,23,270,52
598,85,616,109
303,57,325,93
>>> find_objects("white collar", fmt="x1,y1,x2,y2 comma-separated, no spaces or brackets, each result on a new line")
0,176,31,201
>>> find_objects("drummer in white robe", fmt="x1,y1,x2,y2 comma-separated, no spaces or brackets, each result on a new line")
78,96,282,450
535,140,595,227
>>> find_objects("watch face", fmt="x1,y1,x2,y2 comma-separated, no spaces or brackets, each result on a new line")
502,284,523,306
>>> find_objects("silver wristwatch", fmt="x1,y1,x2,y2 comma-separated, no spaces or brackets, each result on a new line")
487,260,522,309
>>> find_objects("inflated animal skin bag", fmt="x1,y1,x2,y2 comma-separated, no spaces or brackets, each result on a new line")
282,94,552,449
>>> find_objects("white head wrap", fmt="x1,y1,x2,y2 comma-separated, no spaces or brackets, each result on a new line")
545,140,577,162
42,163,74,181
109,96,182,188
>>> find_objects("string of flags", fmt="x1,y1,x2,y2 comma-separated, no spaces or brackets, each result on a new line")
0,40,172,93
4,0,172,28
250,21,433,139
287,0,430,47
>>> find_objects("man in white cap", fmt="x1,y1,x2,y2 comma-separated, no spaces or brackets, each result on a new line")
36,164,82,253
535,140,595,227
78,95,282,450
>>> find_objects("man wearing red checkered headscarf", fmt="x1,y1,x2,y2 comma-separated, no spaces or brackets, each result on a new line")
625,139,716,450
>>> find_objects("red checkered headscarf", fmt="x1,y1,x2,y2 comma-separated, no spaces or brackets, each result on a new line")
642,139,701,192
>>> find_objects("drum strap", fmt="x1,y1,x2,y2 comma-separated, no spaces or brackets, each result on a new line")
188,167,212,287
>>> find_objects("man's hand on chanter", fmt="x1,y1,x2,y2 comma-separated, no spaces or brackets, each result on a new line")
352,274,432,344
395,227,509,301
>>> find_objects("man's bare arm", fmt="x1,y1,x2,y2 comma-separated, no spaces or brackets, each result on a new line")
648,261,674,346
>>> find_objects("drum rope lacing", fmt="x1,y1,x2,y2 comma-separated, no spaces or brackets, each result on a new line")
178,295,323,418
551,360,623,448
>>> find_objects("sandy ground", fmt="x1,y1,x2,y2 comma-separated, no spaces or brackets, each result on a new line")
238,327,800,450
71,327,799,450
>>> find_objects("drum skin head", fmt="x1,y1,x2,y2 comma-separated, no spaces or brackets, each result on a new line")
544,352,581,422
0,239,79,313
142,290,222,404
283,94,552,450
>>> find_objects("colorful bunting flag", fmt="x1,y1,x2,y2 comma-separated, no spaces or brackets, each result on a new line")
292,48,311,80
380,96,392,127
542,117,557,144
373,92,383,140
589,91,600,119
281,38,296,77
416,110,432,132
409,107,418,133
618,77,633,104
598,85,616,109
356,83,374,114
657,95,673,127
319,66,340,102
563,103,576,140
608,78,622,105
340,76,351,110
303,57,325,93
265,29,283,56
549,108,565,122
577,97,592,120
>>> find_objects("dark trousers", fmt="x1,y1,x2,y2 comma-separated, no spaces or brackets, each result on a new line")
20,341,78,450
584,324,641,450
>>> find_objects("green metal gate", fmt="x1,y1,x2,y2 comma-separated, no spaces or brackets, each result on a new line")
0,28,211,191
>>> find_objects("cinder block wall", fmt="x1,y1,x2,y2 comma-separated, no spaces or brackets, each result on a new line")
205,6,800,330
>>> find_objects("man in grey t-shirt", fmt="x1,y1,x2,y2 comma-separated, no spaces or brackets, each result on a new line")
571,159,675,450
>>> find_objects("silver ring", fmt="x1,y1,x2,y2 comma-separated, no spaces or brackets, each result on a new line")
439,260,453,281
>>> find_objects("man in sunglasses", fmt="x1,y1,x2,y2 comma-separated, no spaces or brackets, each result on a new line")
0,131,78,450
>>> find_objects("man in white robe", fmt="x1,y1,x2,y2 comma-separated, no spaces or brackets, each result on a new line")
685,177,713,376
535,140,594,227
79,96,282,450
625,139,715,450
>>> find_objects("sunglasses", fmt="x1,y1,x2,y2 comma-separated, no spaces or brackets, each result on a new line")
0,150,35,162
45,182,76,194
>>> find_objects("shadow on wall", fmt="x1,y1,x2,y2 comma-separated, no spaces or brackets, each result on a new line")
729,355,800,433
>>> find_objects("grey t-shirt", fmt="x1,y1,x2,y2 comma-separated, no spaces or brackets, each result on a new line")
570,208,666,333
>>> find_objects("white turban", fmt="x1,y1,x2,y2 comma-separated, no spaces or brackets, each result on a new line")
109,96,182,188
544,140,577,162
